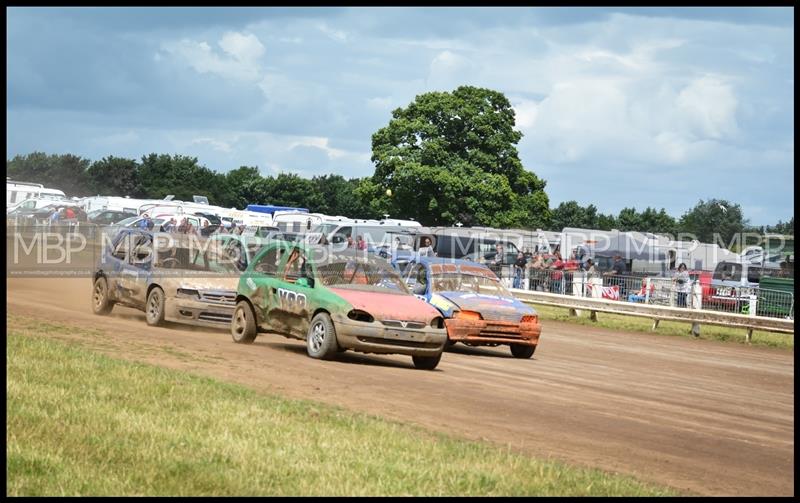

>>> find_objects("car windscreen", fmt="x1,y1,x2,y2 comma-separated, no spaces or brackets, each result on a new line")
431,271,511,297
316,259,409,293
154,243,240,273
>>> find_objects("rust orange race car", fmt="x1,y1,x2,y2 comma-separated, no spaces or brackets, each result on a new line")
231,241,449,370
400,257,542,358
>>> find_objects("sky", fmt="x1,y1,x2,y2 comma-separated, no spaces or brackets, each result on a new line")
6,7,794,225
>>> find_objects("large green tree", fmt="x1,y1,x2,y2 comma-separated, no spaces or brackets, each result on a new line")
137,153,222,203
678,199,747,247
7,152,91,197
367,86,550,228
311,174,377,219
85,156,140,197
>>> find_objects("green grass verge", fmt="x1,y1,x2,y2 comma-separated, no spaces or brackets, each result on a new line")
6,321,678,496
531,304,793,349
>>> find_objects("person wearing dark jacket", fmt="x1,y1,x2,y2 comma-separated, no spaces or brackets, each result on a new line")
513,252,527,289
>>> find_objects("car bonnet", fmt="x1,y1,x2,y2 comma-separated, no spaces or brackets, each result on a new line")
329,288,441,323
436,291,535,322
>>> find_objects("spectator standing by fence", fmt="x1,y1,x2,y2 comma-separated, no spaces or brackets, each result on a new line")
673,263,691,307
513,251,526,289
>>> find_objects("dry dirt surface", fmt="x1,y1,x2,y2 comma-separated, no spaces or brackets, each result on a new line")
6,277,794,496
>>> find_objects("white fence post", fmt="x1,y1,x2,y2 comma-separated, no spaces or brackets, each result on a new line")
644,277,651,304
749,294,758,318
691,280,702,337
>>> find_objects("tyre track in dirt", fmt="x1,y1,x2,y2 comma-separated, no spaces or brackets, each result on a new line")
6,277,794,496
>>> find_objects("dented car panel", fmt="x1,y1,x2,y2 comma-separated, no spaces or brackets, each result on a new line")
237,242,448,358
401,257,542,351
94,229,239,328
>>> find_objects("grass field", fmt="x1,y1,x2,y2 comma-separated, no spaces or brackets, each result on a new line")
530,304,793,349
6,319,678,496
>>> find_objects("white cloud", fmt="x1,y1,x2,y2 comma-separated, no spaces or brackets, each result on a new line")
427,50,477,90
218,31,265,63
191,137,233,153
160,31,266,83
366,96,393,110
675,76,739,140
317,22,348,42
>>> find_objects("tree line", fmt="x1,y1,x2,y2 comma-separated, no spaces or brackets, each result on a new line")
6,86,792,247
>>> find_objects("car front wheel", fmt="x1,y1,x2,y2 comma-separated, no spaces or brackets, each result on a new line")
145,287,166,326
231,301,257,344
306,312,339,360
412,353,442,370
510,344,536,359
92,276,114,315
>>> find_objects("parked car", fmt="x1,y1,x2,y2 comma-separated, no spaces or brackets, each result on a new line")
231,241,448,369
87,209,138,225
91,229,240,328
399,257,542,358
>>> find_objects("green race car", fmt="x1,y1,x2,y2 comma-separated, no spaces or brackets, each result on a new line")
231,241,449,370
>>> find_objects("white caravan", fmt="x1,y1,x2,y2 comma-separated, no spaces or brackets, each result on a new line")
7,180,66,206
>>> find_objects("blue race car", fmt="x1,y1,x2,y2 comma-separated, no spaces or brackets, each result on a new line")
397,257,542,358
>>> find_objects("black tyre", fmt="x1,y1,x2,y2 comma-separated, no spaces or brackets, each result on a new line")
306,312,340,360
446,339,457,347
92,276,114,315
231,300,257,344
145,286,166,327
510,344,536,359
412,353,442,370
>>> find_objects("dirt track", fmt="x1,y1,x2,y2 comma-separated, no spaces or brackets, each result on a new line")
6,277,794,496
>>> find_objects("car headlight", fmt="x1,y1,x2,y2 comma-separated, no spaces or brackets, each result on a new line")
177,288,200,299
347,310,374,323
453,310,482,320
520,314,539,324
431,316,445,329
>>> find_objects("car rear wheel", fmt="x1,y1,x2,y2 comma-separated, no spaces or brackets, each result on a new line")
145,287,166,326
412,353,442,370
306,312,339,360
510,344,535,359
92,276,114,315
231,301,257,344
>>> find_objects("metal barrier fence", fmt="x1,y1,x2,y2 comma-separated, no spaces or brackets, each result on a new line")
519,268,793,321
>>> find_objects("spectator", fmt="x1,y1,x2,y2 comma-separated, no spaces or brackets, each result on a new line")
64,207,76,220
177,218,190,234
493,244,505,265
138,213,153,230
356,235,367,251
163,218,177,233
513,251,526,288
673,263,691,308
49,207,61,226
200,220,213,237
549,251,564,270
418,237,435,257
346,235,355,248
585,258,597,275
610,254,626,275
523,247,533,261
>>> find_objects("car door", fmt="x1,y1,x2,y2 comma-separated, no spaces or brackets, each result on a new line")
247,243,288,331
270,246,317,337
120,232,153,308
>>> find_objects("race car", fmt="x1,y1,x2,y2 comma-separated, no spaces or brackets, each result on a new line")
91,229,239,328
400,257,542,358
231,242,448,370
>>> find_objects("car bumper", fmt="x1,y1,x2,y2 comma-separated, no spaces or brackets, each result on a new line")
165,297,235,328
444,318,541,347
332,316,447,356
